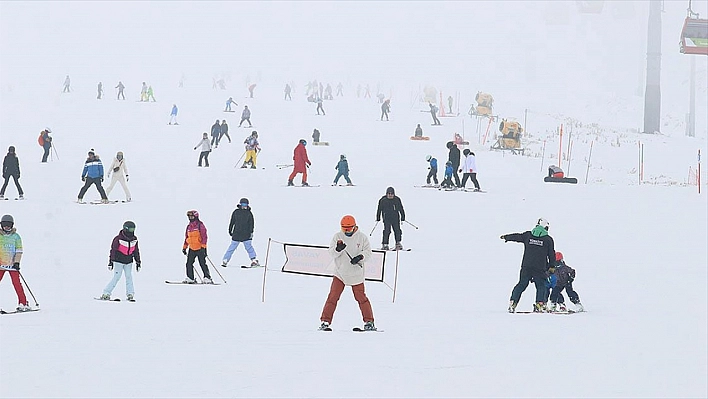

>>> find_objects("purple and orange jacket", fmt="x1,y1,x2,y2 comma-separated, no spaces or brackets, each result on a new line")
183,220,208,251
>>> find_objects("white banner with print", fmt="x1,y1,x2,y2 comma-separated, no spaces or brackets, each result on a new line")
281,243,386,282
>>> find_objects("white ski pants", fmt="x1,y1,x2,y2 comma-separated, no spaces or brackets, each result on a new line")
106,174,131,201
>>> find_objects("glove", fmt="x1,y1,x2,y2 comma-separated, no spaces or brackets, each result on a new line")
500,235,507,241
108,261,113,271
376,219,380,222
194,147,197,150
335,240,346,252
136,262,141,272
12,262,20,271
458,169,462,173
82,176,86,182
182,248,187,255
350,254,364,265
126,175,129,182
100,177,104,182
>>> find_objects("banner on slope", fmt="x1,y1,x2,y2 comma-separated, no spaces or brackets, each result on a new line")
281,243,386,282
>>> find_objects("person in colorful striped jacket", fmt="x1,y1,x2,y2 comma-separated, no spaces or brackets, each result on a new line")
99,221,141,301
0,214,30,311
182,210,212,284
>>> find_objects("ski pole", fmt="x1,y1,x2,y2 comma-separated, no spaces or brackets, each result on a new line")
233,151,247,168
369,221,380,236
205,256,227,284
404,220,419,230
18,271,39,307
51,144,60,161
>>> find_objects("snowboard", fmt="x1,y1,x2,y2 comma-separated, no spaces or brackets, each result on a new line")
410,136,430,141
0,308,40,315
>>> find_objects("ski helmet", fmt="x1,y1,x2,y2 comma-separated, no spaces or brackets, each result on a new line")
1,214,14,229
425,155,432,161
239,198,249,207
187,210,199,219
555,252,563,262
340,154,346,160
463,149,471,156
123,221,136,233
251,131,258,137
340,215,357,235
299,139,307,146
537,218,550,230
45,127,52,133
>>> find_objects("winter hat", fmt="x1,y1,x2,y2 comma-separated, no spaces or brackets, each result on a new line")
116,151,124,158
8,146,15,153
463,149,471,156
555,252,564,262
386,187,395,195
88,150,95,156
239,198,249,207
446,141,454,149
123,221,136,233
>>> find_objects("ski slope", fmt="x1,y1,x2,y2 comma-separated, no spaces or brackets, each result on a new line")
1,2,707,398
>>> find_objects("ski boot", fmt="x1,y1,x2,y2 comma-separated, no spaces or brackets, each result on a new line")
182,277,196,284
318,321,331,331
127,294,134,302
99,294,110,301
77,198,85,204
16,303,31,312
381,244,389,251
287,180,294,186
301,182,309,187
250,259,260,267
533,302,547,313
0,195,4,200
508,300,518,313
574,302,584,312
101,198,109,204
395,242,403,251
221,259,228,267
202,277,214,284
250,164,257,169
364,321,377,331
241,163,248,168
18,195,24,200
346,183,354,186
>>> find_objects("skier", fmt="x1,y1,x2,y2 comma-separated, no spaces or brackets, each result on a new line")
169,104,178,125
318,215,376,331
425,155,438,186
39,128,52,163
336,82,343,96
448,95,454,114
376,187,406,250
549,252,584,312
140,82,148,102
221,198,260,268
182,210,212,284
316,96,325,115
115,81,125,100
429,103,441,125
62,75,71,93
288,139,311,186
501,218,556,313
97,82,103,99
312,128,321,143
381,99,391,121
99,221,141,301
242,131,260,169
324,83,333,100
210,119,222,147
225,97,237,112
284,83,292,100
364,84,371,98
446,141,461,187
217,119,231,145
239,105,252,127
0,214,30,311
105,151,131,202
77,150,108,204
414,124,423,138
248,83,256,98
332,154,352,186
440,161,454,189
147,85,156,102
194,132,212,167
460,149,481,191
1,146,23,200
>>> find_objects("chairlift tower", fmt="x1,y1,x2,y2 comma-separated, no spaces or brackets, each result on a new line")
679,0,708,137
643,0,662,134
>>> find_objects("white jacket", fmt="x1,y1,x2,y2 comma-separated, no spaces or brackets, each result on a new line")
107,158,129,178
195,138,212,152
328,228,373,286
462,154,477,173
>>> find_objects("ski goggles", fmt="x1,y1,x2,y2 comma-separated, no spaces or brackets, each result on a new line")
186,211,196,218
124,226,135,233
341,225,355,234
1,222,12,229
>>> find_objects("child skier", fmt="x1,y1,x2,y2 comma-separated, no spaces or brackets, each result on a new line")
221,198,260,268
182,210,212,284
549,252,584,312
288,139,311,186
319,215,375,331
99,221,141,301
376,187,406,250
194,132,212,167
440,161,454,189
242,131,260,169
333,154,352,186
77,150,108,204
0,214,30,311
105,151,131,202
1,146,24,200
425,155,438,186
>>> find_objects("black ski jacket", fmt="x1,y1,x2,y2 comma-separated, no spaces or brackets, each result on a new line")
448,145,460,168
376,196,405,222
2,153,20,178
502,231,555,273
229,207,255,242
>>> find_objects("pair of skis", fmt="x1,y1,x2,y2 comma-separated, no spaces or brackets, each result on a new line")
320,327,383,333
0,308,40,315
94,297,136,302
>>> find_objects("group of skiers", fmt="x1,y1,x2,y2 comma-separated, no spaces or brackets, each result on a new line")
76,149,131,204
422,141,482,191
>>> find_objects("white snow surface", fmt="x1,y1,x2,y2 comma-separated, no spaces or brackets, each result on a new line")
1,2,707,398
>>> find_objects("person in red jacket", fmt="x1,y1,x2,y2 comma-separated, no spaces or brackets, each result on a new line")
288,139,311,186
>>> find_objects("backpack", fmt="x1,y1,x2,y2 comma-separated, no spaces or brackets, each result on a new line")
38,133,45,146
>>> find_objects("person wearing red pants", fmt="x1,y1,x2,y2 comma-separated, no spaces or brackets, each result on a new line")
288,139,311,187
0,214,29,311
319,215,375,331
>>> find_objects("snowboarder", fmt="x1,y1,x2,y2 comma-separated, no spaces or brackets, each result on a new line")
316,97,325,115
62,75,71,93
425,155,438,186
381,99,391,121
460,149,481,191
115,81,125,100
288,139,311,186
333,154,352,186
225,97,237,112
242,131,260,168
147,85,156,102
194,132,212,167
210,120,222,147
1,146,23,200
248,83,256,98
312,128,321,143
77,150,108,204
440,161,454,189
239,105,252,127
182,210,212,284
169,104,178,125
318,215,376,331
414,124,423,138
0,215,30,311
39,128,52,163
105,151,131,202
284,83,292,100
219,119,231,144
99,221,141,301
549,252,584,312
501,218,556,313
446,141,461,187
221,198,260,268
429,103,441,125
97,82,103,99
376,187,406,250
140,82,148,102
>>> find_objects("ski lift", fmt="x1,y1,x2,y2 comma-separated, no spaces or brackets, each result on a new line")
576,1,604,14
680,1,708,55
